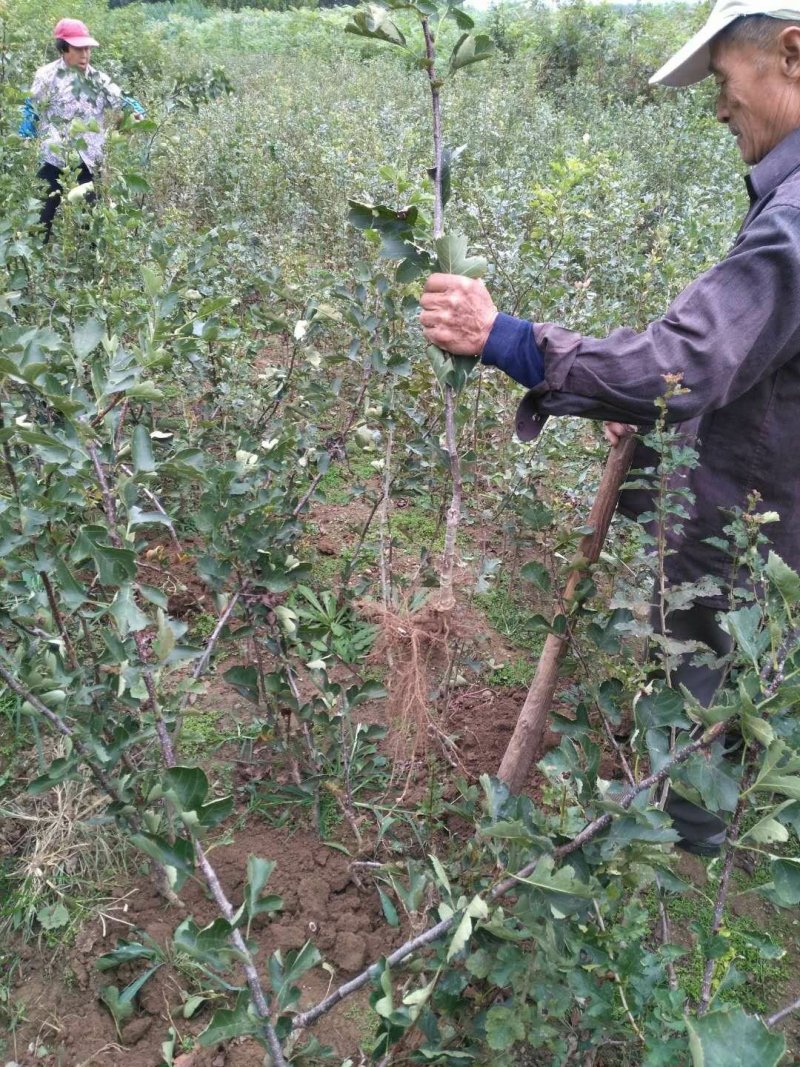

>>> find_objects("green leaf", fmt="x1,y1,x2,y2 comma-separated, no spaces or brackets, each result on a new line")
163,766,209,812
109,584,150,637
753,773,800,801
771,858,800,904
434,233,487,279
741,709,774,747
683,743,741,813
739,808,790,845
519,560,551,591
447,910,472,961
99,964,161,1033
245,855,283,920
162,766,232,834
182,994,208,1019
429,853,452,896
686,1006,784,1066
27,755,79,794
37,902,70,930
370,958,394,1020
73,527,137,584
197,991,259,1046
765,551,800,607
427,344,477,393
378,887,400,927
99,985,135,1030
348,199,418,235
721,604,767,669
132,424,155,473
96,940,159,971
151,610,176,662
141,265,162,299
126,381,164,401
449,32,494,74
738,930,786,960
269,941,323,1013
635,685,689,730
427,144,465,212
345,4,406,46
72,317,104,359
447,6,474,30
174,917,248,969
283,940,322,985
223,665,260,704
130,832,194,874
512,855,593,916
485,1004,525,1050
53,559,88,609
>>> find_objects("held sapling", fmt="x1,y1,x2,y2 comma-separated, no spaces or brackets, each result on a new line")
345,0,493,757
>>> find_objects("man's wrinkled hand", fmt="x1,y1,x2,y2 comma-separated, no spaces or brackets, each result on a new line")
420,273,498,356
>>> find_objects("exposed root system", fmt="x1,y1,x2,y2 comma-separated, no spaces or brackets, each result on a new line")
358,599,477,774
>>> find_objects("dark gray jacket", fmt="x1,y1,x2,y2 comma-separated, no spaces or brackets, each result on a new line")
518,128,800,599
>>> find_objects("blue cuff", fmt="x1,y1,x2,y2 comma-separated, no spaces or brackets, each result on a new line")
481,312,544,389
19,98,39,138
122,96,146,116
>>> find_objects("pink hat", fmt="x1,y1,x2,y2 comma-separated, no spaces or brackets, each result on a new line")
53,18,99,48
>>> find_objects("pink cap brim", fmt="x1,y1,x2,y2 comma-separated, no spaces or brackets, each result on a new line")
62,35,99,47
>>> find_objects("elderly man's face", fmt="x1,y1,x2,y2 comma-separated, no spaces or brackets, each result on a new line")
710,35,800,165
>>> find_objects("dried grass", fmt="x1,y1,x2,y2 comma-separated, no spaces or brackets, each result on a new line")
0,762,123,934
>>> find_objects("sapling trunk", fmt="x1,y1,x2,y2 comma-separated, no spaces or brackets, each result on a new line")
379,423,394,607
423,16,460,613
342,9,492,763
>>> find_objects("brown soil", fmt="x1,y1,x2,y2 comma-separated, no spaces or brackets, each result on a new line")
0,467,631,1065
137,535,214,622
444,684,563,794
4,674,548,1067
6,824,393,1066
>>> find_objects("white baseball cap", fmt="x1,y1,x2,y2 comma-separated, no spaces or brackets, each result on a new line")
650,0,800,86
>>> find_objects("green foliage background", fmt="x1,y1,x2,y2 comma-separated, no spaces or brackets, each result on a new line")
2,1,799,1064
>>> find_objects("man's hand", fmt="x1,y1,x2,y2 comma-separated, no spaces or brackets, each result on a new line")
603,421,637,446
420,273,498,355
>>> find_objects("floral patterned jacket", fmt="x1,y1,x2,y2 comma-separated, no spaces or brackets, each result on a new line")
20,59,144,172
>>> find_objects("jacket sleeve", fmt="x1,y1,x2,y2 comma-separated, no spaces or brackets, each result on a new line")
95,70,124,111
531,201,800,425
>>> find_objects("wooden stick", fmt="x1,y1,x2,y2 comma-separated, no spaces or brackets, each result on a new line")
498,434,637,793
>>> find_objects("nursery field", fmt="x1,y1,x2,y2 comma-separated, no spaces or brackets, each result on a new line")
2,0,800,1063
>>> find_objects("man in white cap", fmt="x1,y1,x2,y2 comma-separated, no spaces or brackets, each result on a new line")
420,2,800,854
20,18,144,241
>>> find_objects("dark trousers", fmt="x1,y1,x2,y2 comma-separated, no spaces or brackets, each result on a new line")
653,602,733,848
37,161,94,242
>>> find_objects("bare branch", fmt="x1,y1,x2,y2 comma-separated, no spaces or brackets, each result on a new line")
294,719,728,1031
698,757,758,1014
191,589,241,680
767,995,800,1027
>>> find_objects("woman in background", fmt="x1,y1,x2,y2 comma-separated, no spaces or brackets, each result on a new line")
19,17,145,241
